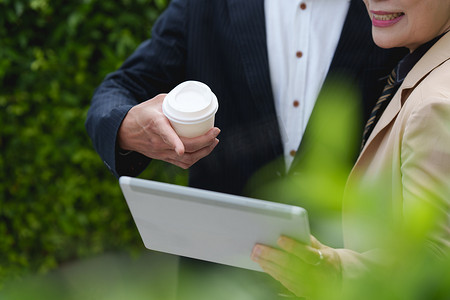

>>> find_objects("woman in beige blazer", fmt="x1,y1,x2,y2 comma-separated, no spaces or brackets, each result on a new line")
251,0,450,298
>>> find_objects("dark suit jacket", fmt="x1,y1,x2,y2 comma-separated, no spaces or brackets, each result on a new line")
86,0,406,196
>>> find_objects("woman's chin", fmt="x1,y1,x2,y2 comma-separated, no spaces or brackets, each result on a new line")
372,35,405,50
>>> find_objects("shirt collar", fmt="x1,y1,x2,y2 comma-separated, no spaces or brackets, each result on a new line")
396,32,447,83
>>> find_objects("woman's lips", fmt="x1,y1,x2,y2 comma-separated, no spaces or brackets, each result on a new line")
371,11,405,27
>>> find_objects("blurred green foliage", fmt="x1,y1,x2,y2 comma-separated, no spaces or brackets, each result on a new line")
244,79,450,300
0,0,189,283
1,0,448,298
0,251,179,300
1,67,448,300
247,77,363,248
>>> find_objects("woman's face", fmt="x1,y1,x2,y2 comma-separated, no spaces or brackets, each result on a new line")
363,0,450,52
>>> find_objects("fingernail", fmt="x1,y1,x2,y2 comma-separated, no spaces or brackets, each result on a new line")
251,246,261,261
277,236,287,247
176,148,184,156
209,139,219,149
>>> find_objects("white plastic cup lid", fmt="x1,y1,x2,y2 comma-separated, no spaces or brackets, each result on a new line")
162,81,218,124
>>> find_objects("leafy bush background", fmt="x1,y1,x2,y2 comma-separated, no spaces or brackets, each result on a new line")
2,1,450,298
0,0,189,282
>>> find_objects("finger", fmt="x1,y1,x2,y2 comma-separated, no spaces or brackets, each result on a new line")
277,236,322,266
168,138,219,169
251,244,294,270
187,138,219,158
165,158,191,169
255,256,307,298
157,118,185,156
264,265,306,297
310,235,325,249
256,257,286,283
182,127,221,153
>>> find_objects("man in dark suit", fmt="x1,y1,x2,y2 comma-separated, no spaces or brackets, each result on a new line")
86,0,406,298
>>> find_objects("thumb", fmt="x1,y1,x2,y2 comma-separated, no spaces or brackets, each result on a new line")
159,121,185,156
310,235,324,249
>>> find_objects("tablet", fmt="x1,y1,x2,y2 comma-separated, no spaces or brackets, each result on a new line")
119,176,310,271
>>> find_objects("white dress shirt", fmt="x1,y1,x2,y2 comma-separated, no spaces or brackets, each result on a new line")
265,0,350,169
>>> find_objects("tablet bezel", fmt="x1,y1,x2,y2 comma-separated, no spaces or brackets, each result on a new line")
119,176,310,271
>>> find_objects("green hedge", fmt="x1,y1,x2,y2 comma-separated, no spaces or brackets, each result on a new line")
0,0,189,282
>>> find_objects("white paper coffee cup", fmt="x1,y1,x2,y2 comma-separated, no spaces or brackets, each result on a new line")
162,81,219,138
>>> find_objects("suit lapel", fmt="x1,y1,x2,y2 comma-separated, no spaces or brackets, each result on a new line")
359,91,402,156
226,0,274,116
359,32,450,156
327,0,371,75
227,0,281,155
361,96,403,153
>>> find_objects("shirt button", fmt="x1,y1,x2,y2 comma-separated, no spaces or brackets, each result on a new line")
293,100,300,107
290,150,297,157
300,3,307,10
296,51,303,58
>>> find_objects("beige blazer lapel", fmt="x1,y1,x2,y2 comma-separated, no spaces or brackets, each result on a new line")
358,32,450,159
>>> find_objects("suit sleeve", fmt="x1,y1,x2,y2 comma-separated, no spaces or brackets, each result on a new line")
401,98,450,257
85,0,188,178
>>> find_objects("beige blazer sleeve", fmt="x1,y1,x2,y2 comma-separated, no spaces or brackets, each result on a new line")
401,97,450,256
